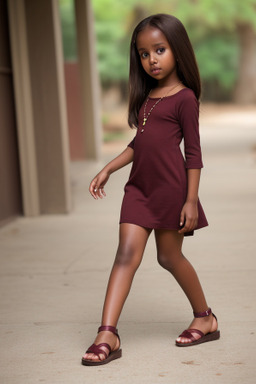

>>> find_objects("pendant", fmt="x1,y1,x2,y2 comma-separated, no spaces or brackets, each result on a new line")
141,129,144,133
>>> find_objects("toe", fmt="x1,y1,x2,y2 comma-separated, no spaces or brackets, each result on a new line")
83,353,100,361
176,337,191,344
91,354,101,361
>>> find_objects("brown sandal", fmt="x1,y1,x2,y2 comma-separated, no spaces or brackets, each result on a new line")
176,308,220,347
82,325,122,366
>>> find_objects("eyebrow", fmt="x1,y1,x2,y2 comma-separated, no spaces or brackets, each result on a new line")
137,42,166,52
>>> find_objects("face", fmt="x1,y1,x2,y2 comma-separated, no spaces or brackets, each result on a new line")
136,26,178,86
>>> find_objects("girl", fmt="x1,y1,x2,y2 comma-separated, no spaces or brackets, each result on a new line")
82,13,220,366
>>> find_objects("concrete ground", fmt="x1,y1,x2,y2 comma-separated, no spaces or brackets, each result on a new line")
0,106,256,383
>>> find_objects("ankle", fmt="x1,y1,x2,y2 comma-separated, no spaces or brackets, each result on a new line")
193,307,212,318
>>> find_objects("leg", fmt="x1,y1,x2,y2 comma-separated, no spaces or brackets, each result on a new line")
154,229,218,344
83,223,152,362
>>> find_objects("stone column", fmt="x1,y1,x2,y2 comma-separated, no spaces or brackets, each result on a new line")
8,0,72,214
7,0,40,216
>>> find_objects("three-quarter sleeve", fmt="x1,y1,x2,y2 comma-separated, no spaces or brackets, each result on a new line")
177,92,203,169
127,137,136,150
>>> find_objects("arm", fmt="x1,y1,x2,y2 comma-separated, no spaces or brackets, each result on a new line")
178,168,201,234
89,146,134,200
177,91,203,234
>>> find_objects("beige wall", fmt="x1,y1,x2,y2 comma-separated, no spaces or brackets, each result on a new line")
1,0,101,222
0,0,22,225
24,0,71,213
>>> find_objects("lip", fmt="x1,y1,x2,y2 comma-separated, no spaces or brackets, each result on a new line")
151,67,161,75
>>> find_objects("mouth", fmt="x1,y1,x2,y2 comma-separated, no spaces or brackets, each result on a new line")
151,67,161,75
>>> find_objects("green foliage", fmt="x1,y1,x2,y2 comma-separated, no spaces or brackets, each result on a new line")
59,0,256,100
103,131,126,142
59,0,77,60
190,0,256,30
92,0,138,85
94,21,129,84
195,35,239,90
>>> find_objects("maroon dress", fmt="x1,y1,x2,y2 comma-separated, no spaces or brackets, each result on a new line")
120,88,208,236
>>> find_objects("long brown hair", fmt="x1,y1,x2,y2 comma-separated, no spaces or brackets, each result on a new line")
128,14,201,128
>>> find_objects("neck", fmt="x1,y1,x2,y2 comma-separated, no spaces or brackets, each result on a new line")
157,74,180,89
149,80,182,99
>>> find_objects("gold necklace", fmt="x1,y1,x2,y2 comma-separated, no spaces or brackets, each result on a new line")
141,82,181,133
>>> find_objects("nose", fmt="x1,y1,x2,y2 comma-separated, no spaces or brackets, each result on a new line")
149,52,157,64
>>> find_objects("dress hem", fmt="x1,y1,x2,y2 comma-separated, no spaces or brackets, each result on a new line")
119,219,208,237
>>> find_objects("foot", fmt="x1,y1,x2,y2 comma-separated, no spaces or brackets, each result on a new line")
176,313,218,345
82,329,120,362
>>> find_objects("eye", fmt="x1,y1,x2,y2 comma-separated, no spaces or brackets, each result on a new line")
141,52,148,59
157,47,165,54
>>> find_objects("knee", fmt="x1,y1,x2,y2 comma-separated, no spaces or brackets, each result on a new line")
157,252,172,271
114,244,141,270
157,251,183,273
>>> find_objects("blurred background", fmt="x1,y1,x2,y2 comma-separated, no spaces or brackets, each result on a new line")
61,0,256,103
0,2,256,381
60,0,256,151
0,0,256,225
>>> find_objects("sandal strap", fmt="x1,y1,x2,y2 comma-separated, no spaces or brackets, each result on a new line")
179,328,205,342
98,325,120,341
193,308,212,318
86,342,111,361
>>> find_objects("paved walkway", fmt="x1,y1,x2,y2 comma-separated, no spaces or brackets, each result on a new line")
0,109,256,383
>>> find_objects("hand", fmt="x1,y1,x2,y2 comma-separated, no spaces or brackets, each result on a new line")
178,201,198,234
89,170,109,200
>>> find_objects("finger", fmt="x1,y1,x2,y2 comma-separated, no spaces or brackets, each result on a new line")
95,187,103,199
179,217,192,234
95,186,106,199
185,217,193,231
89,180,98,199
92,187,98,199
178,226,187,234
188,217,198,232
189,219,196,231
97,187,105,199
99,187,106,198
179,211,185,227
178,212,185,234
186,217,196,233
